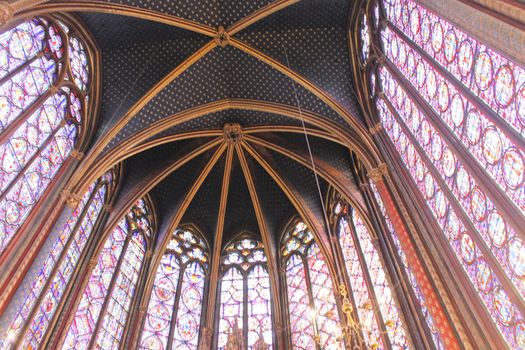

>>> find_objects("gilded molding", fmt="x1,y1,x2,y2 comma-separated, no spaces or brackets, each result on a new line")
367,163,389,182
0,1,13,26
70,149,84,160
60,189,82,207
215,26,230,47
223,123,242,144
369,122,382,135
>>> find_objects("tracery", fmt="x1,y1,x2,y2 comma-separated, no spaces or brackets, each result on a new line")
282,222,343,350
0,170,114,350
360,0,525,347
0,16,93,256
139,227,208,350
334,202,410,349
61,198,153,350
217,237,273,350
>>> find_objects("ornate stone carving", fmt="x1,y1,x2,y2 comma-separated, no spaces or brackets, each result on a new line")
70,149,85,160
61,189,82,207
367,163,389,183
215,26,230,47
0,2,14,26
223,123,243,144
369,122,382,135
225,317,244,350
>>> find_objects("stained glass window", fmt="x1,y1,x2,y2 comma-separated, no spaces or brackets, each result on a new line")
0,171,113,350
367,1,525,347
370,183,444,349
61,198,153,350
139,228,208,350
282,222,343,350
336,205,410,349
218,238,273,350
0,16,93,256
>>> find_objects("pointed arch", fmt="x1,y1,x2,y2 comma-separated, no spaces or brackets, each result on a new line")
60,197,154,349
139,225,209,350
281,219,343,350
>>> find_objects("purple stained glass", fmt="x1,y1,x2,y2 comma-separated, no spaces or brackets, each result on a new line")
218,238,273,350
218,268,244,350
338,217,384,349
283,222,343,349
370,183,445,349
375,97,524,348
62,199,152,350
378,65,525,300
286,254,315,350
0,16,91,258
139,228,208,350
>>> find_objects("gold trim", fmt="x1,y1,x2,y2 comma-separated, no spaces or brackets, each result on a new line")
70,99,376,196
228,0,300,35
204,144,234,330
0,1,13,26
369,122,382,135
10,1,216,36
241,141,340,282
367,163,389,183
236,144,283,333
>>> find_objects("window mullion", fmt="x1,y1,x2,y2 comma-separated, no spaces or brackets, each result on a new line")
301,253,322,350
86,231,132,350
346,215,393,350
381,96,525,315
166,260,185,350
0,53,43,87
12,182,101,348
382,60,525,236
385,21,525,150
0,118,66,204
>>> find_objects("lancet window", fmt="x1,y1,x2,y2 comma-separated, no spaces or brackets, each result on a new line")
282,221,342,350
0,16,95,256
217,237,273,350
139,227,209,350
61,198,153,350
359,0,525,347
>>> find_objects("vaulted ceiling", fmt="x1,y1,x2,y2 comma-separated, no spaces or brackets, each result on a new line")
20,0,378,254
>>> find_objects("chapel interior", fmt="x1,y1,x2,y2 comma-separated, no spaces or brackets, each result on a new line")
0,0,524,349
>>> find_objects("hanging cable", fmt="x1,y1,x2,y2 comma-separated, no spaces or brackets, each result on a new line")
281,44,333,239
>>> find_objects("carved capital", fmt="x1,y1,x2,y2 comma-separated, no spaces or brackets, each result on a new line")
215,26,230,47
223,123,242,144
88,258,98,269
0,2,14,26
369,122,382,135
61,189,82,207
70,149,84,160
367,163,388,183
